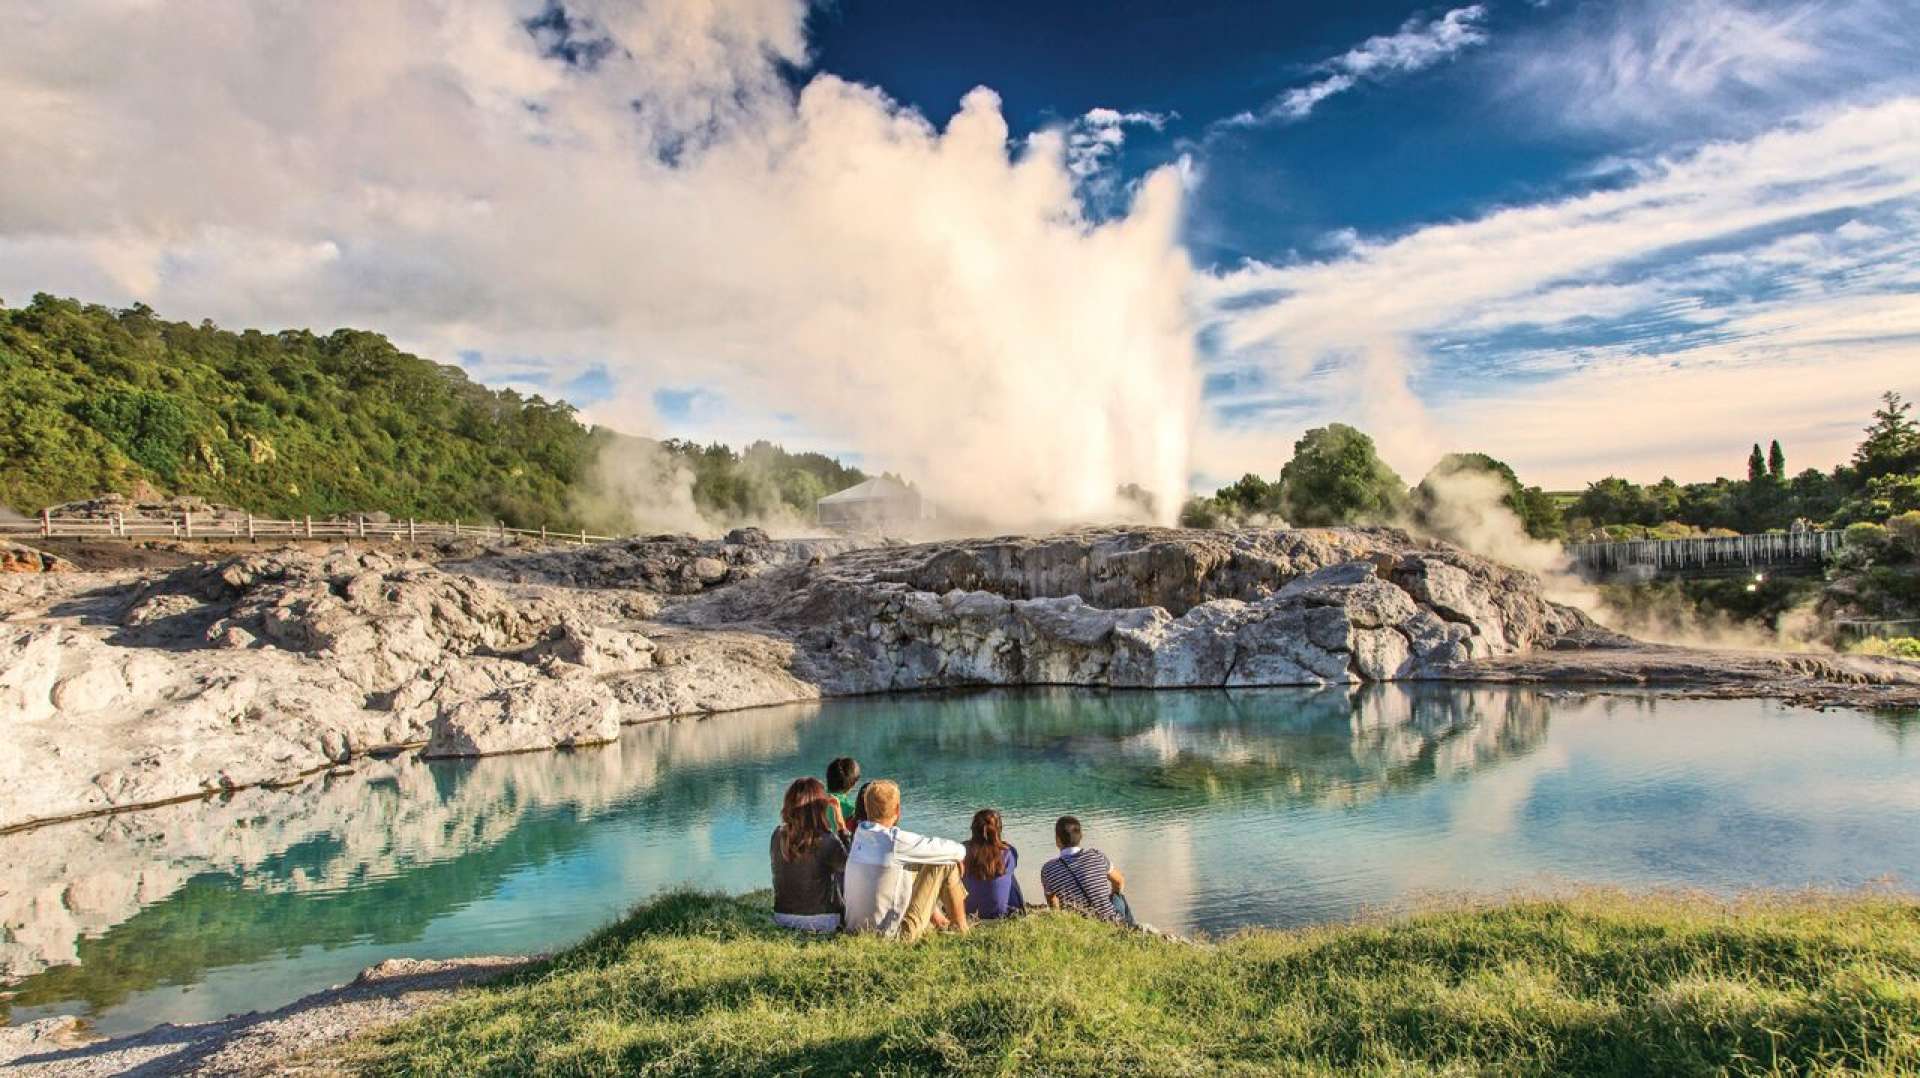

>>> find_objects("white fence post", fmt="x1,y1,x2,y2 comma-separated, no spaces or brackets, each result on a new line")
246,514,255,541
409,518,417,542
40,508,50,537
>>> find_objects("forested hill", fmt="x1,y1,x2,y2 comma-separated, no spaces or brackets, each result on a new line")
0,294,863,529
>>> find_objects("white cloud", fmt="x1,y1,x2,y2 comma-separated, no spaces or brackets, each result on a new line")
1200,98,1920,487
1511,0,1916,132
0,0,1201,530
1441,282,1701,334
1229,5,1489,126
1061,107,1172,180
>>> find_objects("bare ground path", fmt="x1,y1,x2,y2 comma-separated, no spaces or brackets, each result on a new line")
0,956,536,1076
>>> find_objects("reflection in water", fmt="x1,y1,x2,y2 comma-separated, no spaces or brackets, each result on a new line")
1,687,1915,1036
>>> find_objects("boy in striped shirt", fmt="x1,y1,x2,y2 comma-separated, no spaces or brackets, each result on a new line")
1040,815,1129,924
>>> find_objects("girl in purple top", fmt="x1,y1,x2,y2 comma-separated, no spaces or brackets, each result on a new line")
960,808,1025,920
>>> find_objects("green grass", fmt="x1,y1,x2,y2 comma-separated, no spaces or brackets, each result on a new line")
344,889,1920,1076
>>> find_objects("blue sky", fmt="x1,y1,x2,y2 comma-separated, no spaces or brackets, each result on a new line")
2,0,1916,515
807,0,1592,263
749,0,1918,488
808,0,1919,488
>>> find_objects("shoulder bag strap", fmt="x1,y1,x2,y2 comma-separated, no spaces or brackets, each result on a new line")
1060,850,1101,908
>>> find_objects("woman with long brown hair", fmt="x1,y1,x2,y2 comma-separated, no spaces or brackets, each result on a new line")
960,808,1024,921
770,776,849,932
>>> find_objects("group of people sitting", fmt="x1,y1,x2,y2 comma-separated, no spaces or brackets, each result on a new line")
770,756,1133,941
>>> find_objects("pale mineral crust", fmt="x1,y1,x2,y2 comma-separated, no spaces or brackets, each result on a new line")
3,526,1914,834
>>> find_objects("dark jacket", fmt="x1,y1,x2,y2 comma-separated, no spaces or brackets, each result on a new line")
770,825,850,916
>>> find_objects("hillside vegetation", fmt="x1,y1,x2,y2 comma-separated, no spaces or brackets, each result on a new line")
0,294,863,530
345,889,1920,1076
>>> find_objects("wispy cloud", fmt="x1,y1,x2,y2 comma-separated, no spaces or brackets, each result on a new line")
1511,0,1915,132
1225,5,1489,126
1197,98,1920,486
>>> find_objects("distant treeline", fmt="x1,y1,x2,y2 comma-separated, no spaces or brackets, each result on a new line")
0,294,864,529
1183,392,1920,543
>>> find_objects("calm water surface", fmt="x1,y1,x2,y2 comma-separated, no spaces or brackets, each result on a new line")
3,686,1916,1036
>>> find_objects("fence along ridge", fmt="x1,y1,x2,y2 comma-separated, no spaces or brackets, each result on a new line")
2,509,616,545
1567,530,1844,575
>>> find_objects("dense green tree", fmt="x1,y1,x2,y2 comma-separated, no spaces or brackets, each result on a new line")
1413,452,1564,540
1768,440,1786,481
1640,478,1681,523
1574,477,1658,529
1854,391,1920,480
1747,443,1767,484
1790,468,1842,522
1862,473,1920,517
71,389,195,480
1278,423,1407,526
1215,473,1282,517
0,294,863,530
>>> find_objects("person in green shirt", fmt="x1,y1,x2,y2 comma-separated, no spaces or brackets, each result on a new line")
826,757,861,832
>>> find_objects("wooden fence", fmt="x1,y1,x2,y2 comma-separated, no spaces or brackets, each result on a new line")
0,510,621,545
1567,530,1845,580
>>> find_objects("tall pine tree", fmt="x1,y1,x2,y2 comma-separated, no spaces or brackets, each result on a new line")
1747,443,1766,483
1767,440,1785,481
1855,391,1920,479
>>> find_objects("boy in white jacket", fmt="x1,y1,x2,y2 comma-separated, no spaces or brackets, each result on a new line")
841,779,970,941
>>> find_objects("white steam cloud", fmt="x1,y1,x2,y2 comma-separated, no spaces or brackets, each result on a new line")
0,0,1199,530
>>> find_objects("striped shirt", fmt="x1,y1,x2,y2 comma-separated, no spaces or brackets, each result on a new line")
1040,847,1120,923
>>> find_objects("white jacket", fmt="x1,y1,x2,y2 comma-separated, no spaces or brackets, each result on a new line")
842,821,965,937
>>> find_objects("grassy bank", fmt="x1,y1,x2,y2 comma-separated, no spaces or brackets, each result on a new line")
346,890,1920,1076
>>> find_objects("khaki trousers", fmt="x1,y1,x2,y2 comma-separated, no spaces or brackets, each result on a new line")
897,861,960,943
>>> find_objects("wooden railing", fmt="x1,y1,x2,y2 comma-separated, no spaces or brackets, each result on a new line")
0,510,621,545
1567,530,1845,580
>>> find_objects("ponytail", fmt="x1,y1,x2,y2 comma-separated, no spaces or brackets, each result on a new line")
963,808,1008,880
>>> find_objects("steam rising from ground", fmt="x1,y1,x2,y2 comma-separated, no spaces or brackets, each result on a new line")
1411,471,1821,650
570,438,820,538
0,0,1200,533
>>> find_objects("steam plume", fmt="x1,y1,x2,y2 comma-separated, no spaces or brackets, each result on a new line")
0,1,1200,532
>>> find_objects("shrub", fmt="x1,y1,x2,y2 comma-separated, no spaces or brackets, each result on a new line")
1887,510,1920,559
1178,496,1225,529
1851,636,1920,660
1843,521,1892,560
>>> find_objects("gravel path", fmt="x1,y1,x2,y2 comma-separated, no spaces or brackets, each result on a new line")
0,955,537,1076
